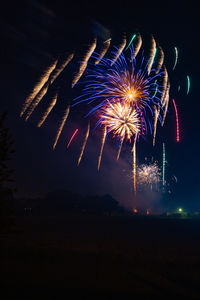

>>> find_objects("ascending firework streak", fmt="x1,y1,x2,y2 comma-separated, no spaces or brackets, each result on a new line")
67,129,79,148
25,54,74,121
77,121,90,166
72,39,97,87
37,93,58,127
132,137,137,196
97,126,107,170
172,47,178,70
153,105,160,146
186,75,190,95
111,35,126,65
162,142,166,186
172,99,180,142
147,36,156,74
155,45,164,74
20,59,58,117
53,105,70,150
95,38,111,64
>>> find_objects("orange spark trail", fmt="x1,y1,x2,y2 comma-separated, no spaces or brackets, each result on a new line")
132,33,142,59
53,105,70,150
162,81,170,126
72,39,97,87
20,59,58,117
111,35,126,65
116,137,124,160
77,121,90,166
97,126,107,171
95,38,111,65
37,92,58,127
25,54,73,121
147,35,156,74
155,45,164,74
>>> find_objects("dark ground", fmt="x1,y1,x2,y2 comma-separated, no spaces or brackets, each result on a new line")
1,214,200,299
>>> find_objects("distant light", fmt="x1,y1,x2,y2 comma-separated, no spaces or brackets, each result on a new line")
133,208,138,213
178,208,183,213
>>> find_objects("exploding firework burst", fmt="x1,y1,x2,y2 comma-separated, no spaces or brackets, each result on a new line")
20,31,173,196
137,162,161,187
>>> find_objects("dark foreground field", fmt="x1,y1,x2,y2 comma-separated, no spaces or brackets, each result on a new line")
1,214,200,298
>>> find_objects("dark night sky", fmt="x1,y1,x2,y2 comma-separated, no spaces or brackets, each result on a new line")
0,0,200,211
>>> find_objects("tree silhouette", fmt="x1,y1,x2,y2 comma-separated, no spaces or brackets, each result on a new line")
0,111,15,214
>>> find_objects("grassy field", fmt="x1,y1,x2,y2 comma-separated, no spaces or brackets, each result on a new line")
1,214,200,298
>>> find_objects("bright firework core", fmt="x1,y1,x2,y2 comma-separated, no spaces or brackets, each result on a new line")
100,101,140,141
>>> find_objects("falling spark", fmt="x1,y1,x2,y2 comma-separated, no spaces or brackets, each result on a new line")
25,54,73,121
67,129,79,148
162,81,170,126
97,126,107,170
162,142,166,186
111,35,126,65
77,121,90,166
125,33,136,51
172,99,180,142
186,75,190,95
132,33,142,59
72,39,97,87
95,39,111,64
153,105,160,146
155,45,164,74
178,85,180,92
53,105,70,150
172,47,178,70
37,92,58,127
20,59,58,117
116,137,124,160
147,36,156,74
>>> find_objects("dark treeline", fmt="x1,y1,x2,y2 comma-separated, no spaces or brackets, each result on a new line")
14,190,127,216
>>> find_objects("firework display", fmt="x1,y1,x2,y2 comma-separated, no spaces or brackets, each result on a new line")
20,30,181,196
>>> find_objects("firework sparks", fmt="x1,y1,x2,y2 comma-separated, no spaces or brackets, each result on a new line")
132,138,137,196
155,45,164,74
53,105,70,150
125,33,136,51
173,47,178,70
72,39,97,87
77,121,90,166
172,98,180,142
132,33,142,59
20,59,58,117
97,126,107,170
153,105,160,146
25,54,74,121
95,38,111,64
147,36,156,74
67,129,79,148
100,101,140,140
37,92,58,127
186,75,190,95
111,34,126,65
137,162,161,187
162,142,166,186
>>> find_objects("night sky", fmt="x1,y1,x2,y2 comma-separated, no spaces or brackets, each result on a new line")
0,0,199,211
